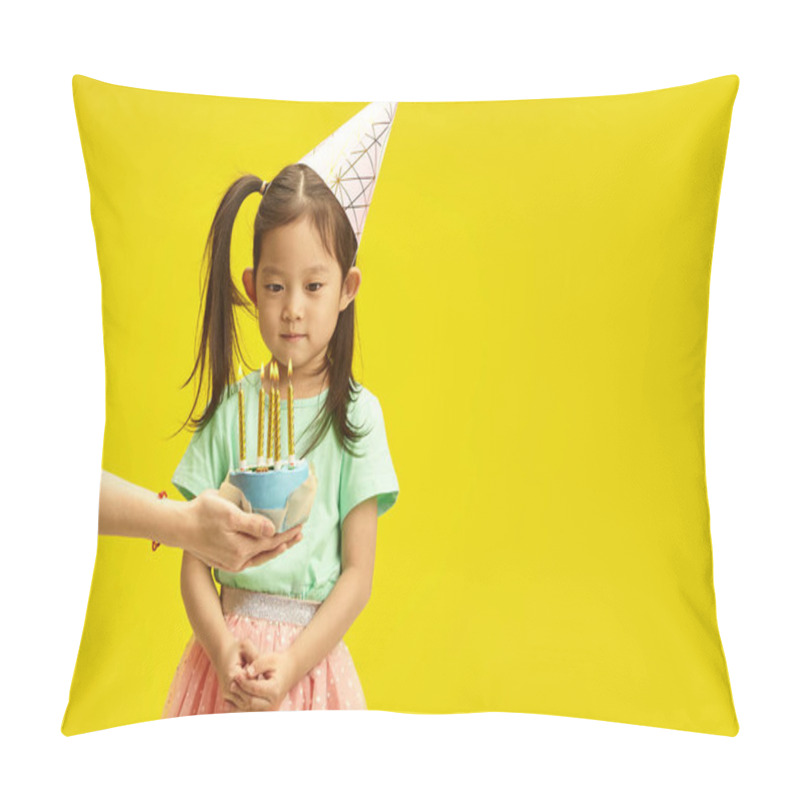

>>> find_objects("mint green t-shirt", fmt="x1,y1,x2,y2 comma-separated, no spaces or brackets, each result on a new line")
172,370,399,601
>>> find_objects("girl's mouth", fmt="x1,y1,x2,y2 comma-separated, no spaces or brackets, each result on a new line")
281,334,305,342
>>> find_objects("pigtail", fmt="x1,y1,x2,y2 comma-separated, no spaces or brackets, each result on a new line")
178,174,263,433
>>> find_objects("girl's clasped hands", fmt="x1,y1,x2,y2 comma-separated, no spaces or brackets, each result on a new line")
213,637,300,712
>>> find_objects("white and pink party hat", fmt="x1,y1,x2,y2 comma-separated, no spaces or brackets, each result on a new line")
297,101,398,248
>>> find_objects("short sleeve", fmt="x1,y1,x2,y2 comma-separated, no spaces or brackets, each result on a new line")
339,390,399,527
172,401,234,501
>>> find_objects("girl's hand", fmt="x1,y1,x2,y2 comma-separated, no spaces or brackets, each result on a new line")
211,637,259,712
229,641,302,712
181,489,303,572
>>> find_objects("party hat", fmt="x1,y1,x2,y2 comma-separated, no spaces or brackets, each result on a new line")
297,102,398,248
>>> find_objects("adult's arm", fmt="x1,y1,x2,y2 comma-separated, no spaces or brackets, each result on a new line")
97,470,302,571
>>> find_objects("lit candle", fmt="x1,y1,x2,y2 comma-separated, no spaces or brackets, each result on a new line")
237,365,246,470
274,361,282,465
267,360,275,467
288,358,295,466
257,362,266,467
267,361,275,467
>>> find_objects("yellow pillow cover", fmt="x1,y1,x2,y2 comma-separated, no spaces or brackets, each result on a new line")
63,74,740,736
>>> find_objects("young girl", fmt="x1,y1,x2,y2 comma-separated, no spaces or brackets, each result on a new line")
163,146,399,714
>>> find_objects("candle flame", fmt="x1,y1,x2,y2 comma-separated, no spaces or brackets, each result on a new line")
238,364,243,381
260,362,264,378
288,358,292,379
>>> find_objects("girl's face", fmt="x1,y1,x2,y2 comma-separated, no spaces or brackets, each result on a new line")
243,216,360,390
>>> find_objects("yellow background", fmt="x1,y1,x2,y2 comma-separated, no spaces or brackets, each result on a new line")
64,74,739,735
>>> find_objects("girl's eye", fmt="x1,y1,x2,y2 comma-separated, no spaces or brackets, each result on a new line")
265,284,282,292
308,283,323,292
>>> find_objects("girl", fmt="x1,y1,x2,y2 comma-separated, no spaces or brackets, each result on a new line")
163,160,399,715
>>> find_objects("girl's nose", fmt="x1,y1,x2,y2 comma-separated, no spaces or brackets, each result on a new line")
282,289,303,319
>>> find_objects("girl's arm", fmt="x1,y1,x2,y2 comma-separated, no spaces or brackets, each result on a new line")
180,551,236,666
182,550,259,711
284,496,378,682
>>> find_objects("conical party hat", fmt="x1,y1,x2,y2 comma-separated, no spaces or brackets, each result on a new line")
296,101,398,248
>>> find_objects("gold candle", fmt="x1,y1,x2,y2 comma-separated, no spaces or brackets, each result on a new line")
267,361,275,465
257,362,266,467
288,358,295,465
274,361,282,464
237,365,246,469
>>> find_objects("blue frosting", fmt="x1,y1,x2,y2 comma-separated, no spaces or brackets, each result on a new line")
228,461,310,517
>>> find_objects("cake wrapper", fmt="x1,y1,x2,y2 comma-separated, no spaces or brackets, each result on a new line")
217,461,318,533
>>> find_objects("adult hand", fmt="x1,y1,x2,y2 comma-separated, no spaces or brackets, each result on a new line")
180,489,303,572
99,471,302,571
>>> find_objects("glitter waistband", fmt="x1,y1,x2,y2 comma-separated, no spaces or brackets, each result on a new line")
220,586,322,626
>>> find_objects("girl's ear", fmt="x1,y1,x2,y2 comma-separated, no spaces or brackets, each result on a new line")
339,267,362,312
242,268,257,304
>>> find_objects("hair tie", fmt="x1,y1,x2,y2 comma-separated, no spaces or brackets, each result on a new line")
259,180,268,195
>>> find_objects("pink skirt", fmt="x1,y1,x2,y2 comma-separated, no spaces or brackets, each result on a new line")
162,587,367,716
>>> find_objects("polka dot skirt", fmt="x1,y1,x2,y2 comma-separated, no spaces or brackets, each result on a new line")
162,612,367,717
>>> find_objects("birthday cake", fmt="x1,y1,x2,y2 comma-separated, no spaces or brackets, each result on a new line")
228,460,310,515
221,359,317,532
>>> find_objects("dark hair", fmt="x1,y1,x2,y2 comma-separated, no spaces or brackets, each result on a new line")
178,163,367,458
